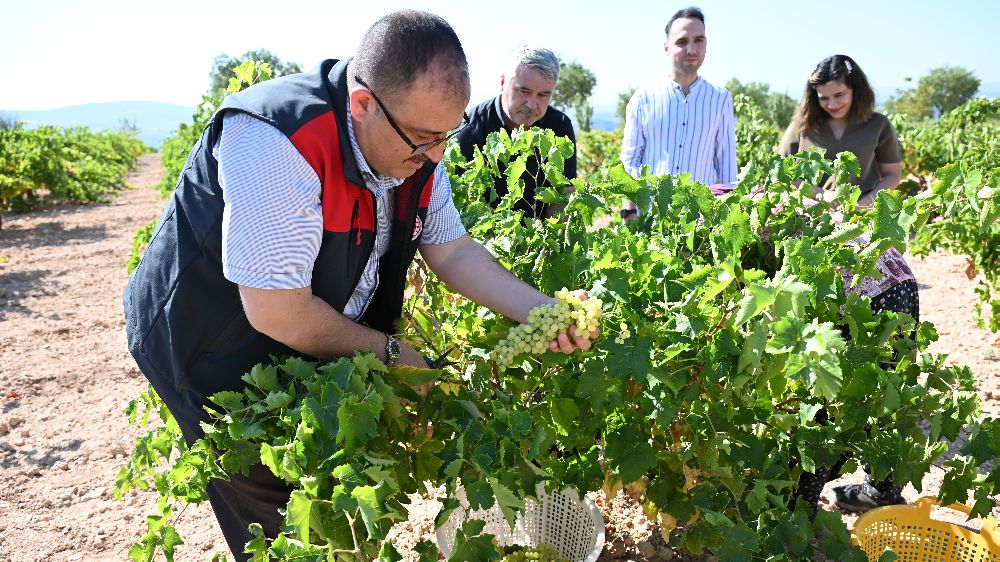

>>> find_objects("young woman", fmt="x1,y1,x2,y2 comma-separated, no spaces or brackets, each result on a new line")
780,54,916,514
779,54,903,208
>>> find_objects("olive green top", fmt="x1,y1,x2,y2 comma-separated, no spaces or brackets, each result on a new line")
778,112,901,194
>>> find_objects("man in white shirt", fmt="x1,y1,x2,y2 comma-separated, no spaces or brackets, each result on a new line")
620,6,737,217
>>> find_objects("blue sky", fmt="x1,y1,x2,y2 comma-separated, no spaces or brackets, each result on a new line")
2,0,998,112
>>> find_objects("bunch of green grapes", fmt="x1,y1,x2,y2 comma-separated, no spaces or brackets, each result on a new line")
501,543,569,562
492,288,603,370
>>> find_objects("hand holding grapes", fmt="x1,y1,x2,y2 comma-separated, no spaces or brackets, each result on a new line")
548,289,600,353
493,288,602,370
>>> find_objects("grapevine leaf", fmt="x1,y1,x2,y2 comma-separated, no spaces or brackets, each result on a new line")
386,365,440,386
549,397,579,436
738,316,770,374
244,364,279,392
412,439,445,484
280,356,317,380
489,477,525,529
353,352,388,377
731,283,777,327
413,540,439,562
876,550,900,562
286,490,314,545
465,480,493,510
506,156,527,194
715,522,759,562
870,190,913,244
152,530,181,562
378,541,404,562
260,443,281,476
264,390,293,410
208,390,245,412
605,336,653,379
448,519,501,562
799,402,824,425
435,496,461,530
352,485,380,537
336,395,381,451
604,425,656,483
820,222,866,245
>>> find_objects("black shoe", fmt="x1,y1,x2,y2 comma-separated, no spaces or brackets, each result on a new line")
832,482,905,513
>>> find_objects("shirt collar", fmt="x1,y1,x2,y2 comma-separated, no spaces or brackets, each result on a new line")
345,97,405,191
670,76,702,93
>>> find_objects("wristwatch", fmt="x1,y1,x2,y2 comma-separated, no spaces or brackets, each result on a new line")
384,334,401,368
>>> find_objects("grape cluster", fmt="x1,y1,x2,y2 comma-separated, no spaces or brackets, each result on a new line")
501,543,569,562
492,288,603,370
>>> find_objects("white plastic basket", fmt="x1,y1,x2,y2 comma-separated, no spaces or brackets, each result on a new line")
436,485,605,562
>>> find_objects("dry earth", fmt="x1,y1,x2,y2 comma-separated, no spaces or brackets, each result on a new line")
0,154,997,561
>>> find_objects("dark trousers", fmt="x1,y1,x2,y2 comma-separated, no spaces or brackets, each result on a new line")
130,350,292,562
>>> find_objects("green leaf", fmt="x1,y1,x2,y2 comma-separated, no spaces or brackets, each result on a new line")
738,316,770,374
549,397,580,436
353,352,387,376
489,477,525,529
870,189,913,244
264,390,293,410
286,490,314,545
604,424,657,483
337,395,381,451
352,485,381,537
208,390,245,411
386,364,440,386
378,541,404,562
448,520,501,562
731,283,777,327
820,222,866,245
245,364,279,392
279,356,317,380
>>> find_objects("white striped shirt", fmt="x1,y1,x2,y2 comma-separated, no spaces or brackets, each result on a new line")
620,76,737,186
215,109,466,321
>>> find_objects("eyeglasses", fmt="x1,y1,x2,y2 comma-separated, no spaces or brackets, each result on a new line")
355,76,469,156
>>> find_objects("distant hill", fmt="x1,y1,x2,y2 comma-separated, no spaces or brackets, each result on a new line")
0,101,195,149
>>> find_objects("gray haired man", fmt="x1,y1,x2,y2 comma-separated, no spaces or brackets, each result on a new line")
455,45,577,218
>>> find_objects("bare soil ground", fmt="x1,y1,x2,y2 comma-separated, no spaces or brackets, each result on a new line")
0,154,996,562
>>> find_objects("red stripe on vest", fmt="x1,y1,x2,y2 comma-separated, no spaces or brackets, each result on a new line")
289,112,374,232
395,168,435,221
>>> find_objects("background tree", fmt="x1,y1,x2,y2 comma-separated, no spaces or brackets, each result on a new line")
885,66,980,119
209,49,302,94
725,78,795,129
885,78,934,119
0,113,19,131
552,60,597,131
616,87,636,129
922,66,981,116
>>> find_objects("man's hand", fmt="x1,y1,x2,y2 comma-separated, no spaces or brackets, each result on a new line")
547,289,601,353
397,340,433,395
549,324,600,353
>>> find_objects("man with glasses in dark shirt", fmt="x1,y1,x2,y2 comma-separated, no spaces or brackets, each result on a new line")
123,11,597,561
455,45,577,219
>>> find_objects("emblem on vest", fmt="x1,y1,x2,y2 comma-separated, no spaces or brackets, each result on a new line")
412,216,423,241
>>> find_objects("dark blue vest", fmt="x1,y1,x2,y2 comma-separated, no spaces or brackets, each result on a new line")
123,58,434,437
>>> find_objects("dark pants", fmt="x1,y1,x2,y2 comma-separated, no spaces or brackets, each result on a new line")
130,349,292,562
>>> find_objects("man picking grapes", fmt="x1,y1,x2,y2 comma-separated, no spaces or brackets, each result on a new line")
123,10,597,560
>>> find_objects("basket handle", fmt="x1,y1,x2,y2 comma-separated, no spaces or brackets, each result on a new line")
914,496,999,534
